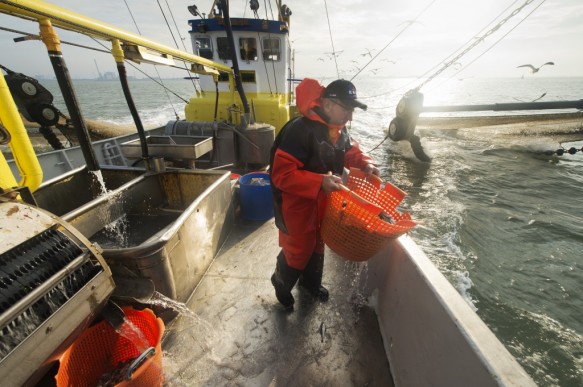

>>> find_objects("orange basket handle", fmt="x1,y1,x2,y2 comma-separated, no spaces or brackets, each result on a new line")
338,184,384,216
126,346,156,380
348,167,382,188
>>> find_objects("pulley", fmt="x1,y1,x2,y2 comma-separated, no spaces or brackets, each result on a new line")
389,89,424,142
389,89,431,162
3,68,61,127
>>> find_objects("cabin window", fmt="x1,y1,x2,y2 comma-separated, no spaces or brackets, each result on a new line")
239,38,258,62
240,70,256,83
262,38,280,61
195,37,213,60
217,70,256,83
217,37,232,61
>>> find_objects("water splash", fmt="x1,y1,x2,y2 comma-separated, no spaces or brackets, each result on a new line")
115,319,150,353
144,292,228,386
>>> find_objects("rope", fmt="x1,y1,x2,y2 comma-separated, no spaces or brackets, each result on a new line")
323,0,340,79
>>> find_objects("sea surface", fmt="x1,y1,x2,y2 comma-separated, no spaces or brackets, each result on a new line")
40,76,583,386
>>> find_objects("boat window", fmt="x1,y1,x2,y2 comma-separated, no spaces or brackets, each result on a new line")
217,70,256,83
239,38,258,62
217,37,232,61
195,37,213,60
262,38,280,61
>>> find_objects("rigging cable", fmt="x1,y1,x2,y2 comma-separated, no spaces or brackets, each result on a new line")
405,0,521,93
253,1,274,95
122,0,179,120
158,0,202,94
90,37,189,103
358,1,521,104
443,0,547,84
351,0,437,82
362,0,542,105
0,26,110,54
323,0,340,79
414,0,539,91
264,0,279,94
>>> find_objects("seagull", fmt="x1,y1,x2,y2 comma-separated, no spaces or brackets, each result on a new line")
517,62,554,74
360,48,374,58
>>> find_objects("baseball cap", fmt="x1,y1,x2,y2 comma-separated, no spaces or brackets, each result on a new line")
323,79,367,110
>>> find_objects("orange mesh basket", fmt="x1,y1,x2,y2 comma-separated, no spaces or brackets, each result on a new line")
321,168,416,262
55,307,165,387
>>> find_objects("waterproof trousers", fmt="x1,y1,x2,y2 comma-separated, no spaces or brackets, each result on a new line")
271,250,329,310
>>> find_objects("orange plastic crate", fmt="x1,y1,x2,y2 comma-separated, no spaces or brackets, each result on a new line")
321,169,416,262
55,307,164,387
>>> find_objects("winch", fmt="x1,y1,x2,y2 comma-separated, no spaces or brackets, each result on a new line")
0,200,115,387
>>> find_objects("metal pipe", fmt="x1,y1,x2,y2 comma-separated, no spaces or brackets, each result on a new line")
422,99,583,113
39,19,99,171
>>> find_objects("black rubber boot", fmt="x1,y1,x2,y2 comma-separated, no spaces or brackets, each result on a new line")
298,253,329,302
271,251,302,310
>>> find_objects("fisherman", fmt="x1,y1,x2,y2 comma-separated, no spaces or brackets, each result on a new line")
269,78,380,310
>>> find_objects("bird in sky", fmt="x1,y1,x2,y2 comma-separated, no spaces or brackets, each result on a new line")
360,48,375,58
513,92,547,102
516,62,554,74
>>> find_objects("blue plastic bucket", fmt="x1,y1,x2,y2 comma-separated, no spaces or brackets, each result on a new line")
239,172,273,221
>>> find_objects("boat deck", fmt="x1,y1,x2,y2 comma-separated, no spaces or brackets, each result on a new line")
161,218,394,386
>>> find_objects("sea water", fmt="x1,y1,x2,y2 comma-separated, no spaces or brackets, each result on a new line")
38,76,583,386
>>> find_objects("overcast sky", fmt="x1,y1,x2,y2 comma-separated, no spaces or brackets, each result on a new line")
0,0,581,80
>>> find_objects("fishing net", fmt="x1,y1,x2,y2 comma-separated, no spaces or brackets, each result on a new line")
321,169,416,262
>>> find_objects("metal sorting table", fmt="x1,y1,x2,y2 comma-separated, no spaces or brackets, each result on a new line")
121,135,213,165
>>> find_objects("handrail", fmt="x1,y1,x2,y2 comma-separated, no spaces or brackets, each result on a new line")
0,0,233,75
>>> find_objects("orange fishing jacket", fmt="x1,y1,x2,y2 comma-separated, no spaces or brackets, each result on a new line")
269,78,374,267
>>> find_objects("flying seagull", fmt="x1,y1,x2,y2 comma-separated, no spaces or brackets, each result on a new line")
517,62,554,73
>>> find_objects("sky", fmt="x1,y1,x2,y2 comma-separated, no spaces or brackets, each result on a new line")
0,0,582,81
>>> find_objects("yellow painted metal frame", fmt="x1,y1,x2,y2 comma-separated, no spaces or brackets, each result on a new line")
0,0,233,76
0,74,42,192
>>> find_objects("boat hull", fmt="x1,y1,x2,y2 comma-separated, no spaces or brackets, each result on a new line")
366,236,536,386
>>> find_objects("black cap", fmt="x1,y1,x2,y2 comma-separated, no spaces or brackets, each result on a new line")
323,79,367,110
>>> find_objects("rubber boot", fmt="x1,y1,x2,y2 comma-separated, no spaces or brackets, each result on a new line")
298,253,329,302
271,251,302,310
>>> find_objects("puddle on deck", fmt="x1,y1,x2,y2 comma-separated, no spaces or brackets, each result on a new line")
160,219,394,386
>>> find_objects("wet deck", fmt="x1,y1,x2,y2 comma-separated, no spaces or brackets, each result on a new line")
161,218,394,386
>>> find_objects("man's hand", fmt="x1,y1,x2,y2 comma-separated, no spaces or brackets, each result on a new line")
363,163,380,177
321,173,342,193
